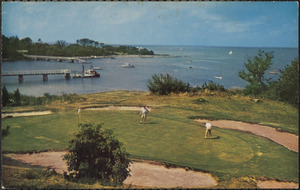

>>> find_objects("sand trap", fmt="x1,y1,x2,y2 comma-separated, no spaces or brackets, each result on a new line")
84,106,152,111
196,119,298,152
2,111,52,118
10,151,68,174
257,180,298,189
9,151,216,188
123,161,217,188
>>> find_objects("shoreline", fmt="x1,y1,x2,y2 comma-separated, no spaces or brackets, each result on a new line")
3,54,179,62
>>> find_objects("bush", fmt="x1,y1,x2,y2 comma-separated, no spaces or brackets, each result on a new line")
201,81,226,92
193,98,208,104
2,125,10,138
276,58,299,106
147,73,189,95
190,81,226,93
63,123,131,186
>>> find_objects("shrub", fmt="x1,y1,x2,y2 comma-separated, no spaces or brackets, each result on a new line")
2,125,10,138
276,58,299,106
193,98,208,104
2,86,9,107
147,73,189,95
190,81,226,93
201,81,226,92
63,123,131,186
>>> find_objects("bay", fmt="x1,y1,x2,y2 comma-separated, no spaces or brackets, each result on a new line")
2,46,298,96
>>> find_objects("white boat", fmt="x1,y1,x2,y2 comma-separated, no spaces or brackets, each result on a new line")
121,63,135,68
73,65,100,78
215,63,223,80
229,50,233,55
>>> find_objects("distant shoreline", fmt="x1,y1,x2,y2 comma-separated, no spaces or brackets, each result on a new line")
3,54,179,62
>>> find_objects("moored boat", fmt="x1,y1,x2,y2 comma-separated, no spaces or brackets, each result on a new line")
121,63,135,68
73,65,100,78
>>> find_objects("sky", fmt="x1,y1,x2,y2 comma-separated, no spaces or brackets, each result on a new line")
2,1,299,47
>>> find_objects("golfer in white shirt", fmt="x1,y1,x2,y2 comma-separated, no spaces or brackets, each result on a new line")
205,122,212,138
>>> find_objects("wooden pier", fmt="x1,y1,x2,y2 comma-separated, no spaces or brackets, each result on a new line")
2,69,71,83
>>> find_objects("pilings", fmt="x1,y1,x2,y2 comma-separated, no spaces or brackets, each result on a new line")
18,75,23,83
65,73,71,80
43,74,48,82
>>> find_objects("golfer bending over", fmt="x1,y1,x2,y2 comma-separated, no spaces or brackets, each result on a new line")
205,122,212,138
139,106,149,124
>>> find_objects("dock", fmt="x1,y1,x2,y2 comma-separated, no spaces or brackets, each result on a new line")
2,69,71,83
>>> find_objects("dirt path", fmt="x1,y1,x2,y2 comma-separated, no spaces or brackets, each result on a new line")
196,119,298,152
1,111,52,118
8,151,216,188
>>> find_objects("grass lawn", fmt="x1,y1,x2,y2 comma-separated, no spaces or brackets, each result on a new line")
2,91,299,187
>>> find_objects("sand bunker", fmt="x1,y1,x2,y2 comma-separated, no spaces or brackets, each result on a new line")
10,151,67,174
84,106,152,111
9,151,216,188
196,119,298,152
2,111,52,118
257,180,298,189
123,161,216,188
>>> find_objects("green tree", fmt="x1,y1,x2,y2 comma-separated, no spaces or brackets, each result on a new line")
55,40,67,47
147,73,189,95
13,88,21,106
276,58,299,106
239,50,274,95
63,123,131,186
2,86,10,107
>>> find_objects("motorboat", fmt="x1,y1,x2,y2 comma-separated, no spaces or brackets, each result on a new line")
215,76,223,80
121,63,135,68
73,65,100,78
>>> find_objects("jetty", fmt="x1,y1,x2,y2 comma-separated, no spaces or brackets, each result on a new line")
2,69,71,83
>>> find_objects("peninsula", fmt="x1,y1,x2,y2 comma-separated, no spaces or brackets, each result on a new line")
2,36,157,61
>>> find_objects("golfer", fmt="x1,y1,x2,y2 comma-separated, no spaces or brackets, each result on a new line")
139,106,149,124
205,122,212,138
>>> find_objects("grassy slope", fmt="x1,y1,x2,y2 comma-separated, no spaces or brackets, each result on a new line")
2,91,299,187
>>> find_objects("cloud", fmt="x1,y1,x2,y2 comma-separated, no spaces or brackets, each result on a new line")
90,3,145,26
189,8,267,34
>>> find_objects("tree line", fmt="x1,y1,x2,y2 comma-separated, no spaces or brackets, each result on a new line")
2,35,154,61
1,87,85,107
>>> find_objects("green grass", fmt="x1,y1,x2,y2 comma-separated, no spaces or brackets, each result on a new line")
1,91,298,188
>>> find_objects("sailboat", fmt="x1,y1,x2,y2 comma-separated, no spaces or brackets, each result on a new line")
215,64,223,79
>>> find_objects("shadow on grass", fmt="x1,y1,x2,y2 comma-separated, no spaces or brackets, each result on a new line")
205,136,221,140
139,122,159,125
2,155,44,169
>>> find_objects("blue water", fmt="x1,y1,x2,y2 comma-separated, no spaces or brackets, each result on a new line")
2,46,298,96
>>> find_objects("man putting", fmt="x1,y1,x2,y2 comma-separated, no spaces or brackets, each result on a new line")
205,122,212,138
139,106,149,124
